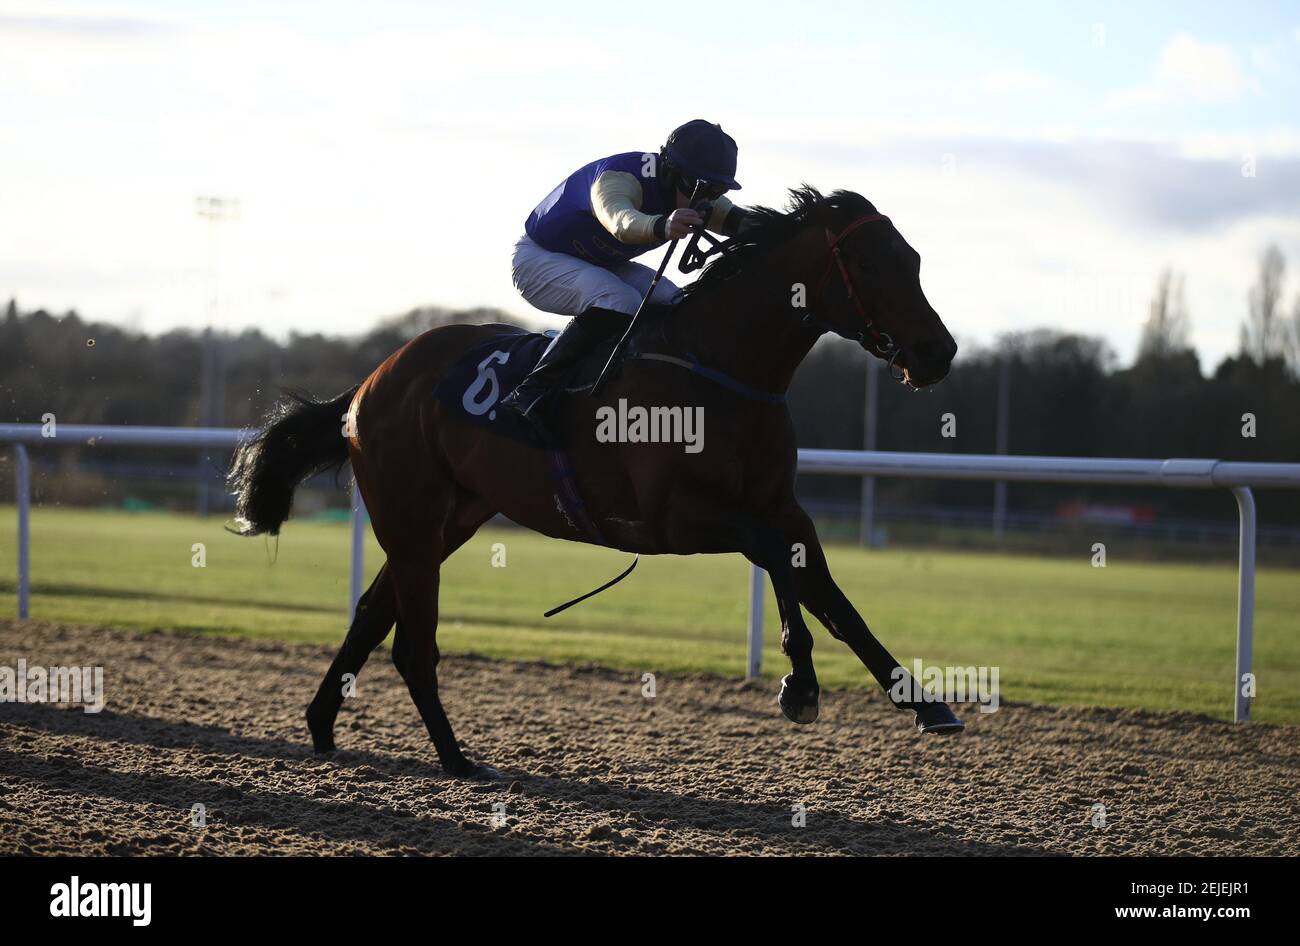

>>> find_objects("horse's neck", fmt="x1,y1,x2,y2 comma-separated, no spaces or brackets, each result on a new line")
669,251,822,396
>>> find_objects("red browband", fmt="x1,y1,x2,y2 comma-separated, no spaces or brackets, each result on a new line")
815,212,895,353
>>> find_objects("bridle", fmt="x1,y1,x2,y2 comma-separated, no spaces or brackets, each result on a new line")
677,205,909,382
810,212,904,379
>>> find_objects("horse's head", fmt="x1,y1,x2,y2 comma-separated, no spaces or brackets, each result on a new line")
808,190,957,387
682,186,957,387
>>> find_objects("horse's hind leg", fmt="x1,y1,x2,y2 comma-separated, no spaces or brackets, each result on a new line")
306,563,397,752
388,551,496,779
308,493,493,756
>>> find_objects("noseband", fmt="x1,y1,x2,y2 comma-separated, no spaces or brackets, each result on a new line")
809,212,903,378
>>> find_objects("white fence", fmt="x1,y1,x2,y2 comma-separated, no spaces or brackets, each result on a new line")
755,450,1300,723
0,424,370,624
5,425,1300,723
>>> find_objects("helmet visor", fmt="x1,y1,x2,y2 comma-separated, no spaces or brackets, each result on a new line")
678,178,728,201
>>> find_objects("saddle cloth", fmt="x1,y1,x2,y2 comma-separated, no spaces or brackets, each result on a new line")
433,328,625,446
432,328,611,543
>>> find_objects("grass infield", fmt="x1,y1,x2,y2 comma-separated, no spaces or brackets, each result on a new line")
1,506,1297,723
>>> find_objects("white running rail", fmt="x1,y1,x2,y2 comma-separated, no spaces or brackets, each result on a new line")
5,426,1300,722
0,424,370,625
749,450,1300,723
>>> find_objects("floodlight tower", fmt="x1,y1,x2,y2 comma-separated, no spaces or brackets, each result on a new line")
194,195,240,516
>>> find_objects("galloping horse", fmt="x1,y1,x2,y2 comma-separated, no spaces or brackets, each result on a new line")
229,187,961,778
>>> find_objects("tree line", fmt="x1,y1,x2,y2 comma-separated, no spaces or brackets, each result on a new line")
2,245,1298,524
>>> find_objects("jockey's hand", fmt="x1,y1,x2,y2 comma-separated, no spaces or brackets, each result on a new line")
664,208,705,239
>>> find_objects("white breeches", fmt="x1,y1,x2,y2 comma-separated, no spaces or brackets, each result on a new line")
511,234,682,317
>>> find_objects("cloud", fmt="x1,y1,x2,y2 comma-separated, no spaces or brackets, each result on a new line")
861,136,1300,232
979,69,1049,95
717,41,880,68
1107,33,1257,108
2,9,1295,369
0,8,185,43
0,4,191,95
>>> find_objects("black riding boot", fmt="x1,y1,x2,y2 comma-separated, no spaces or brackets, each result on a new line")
498,306,629,437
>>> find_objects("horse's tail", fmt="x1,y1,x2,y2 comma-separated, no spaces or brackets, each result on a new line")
227,384,360,536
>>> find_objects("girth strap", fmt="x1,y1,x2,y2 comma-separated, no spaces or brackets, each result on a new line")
626,351,786,405
546,447,608,545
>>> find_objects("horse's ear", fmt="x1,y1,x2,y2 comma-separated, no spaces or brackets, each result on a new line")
825,188,869,213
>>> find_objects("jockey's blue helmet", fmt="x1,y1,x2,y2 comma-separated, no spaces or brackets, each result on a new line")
662,120,742,192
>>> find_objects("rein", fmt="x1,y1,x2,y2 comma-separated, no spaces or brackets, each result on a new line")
679,210,906,380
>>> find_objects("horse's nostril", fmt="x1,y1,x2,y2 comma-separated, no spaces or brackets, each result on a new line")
913,338,957,364
913,341,943,362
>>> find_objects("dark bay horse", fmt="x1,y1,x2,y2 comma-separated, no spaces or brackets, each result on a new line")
229,186,961,778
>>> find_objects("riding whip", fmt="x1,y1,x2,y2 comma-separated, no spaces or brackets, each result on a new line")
590,180,707,395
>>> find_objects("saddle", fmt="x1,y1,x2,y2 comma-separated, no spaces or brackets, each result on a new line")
434,310,783,448
435,329,609,447
431,312,784,545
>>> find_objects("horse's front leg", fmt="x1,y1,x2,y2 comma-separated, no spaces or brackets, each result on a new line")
745,527,821,724
777,504,964,735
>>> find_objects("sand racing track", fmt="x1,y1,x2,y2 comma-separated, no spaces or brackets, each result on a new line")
1,620,1296,856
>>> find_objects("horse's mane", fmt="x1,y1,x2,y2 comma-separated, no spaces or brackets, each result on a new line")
681,185,878,297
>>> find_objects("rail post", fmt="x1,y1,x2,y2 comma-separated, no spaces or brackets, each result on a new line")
15,444,30,619
349,475,367,618
1232,486,1256,723
747,565,766,679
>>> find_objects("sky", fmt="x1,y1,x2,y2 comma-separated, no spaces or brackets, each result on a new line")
2,0,1299,368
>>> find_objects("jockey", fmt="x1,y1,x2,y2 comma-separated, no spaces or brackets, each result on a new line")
499,119,754,428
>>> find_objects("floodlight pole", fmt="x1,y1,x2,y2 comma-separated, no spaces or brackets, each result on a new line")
193,196,239,516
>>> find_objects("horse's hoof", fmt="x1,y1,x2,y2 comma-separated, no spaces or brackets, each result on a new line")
778,674,820,725
447,760,503,781
305,708,335,753
914,701,965,735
